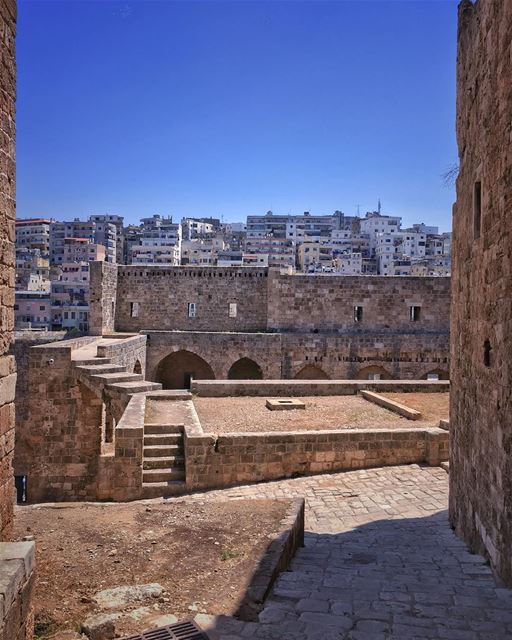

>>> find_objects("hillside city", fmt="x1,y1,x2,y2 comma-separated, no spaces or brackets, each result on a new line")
15,209,451,332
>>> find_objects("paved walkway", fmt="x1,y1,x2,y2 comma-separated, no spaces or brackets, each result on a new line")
167,465,512,640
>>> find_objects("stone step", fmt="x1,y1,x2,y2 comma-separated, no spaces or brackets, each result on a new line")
144,423,183,435
143,444,183,457
142,480,188,499
106,381,162,393
143,456,185,470
75,364,126,375
143,468,185,483
144,434,182,446
91,372,143,384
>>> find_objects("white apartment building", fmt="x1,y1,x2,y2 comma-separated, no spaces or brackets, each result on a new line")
333,252,363,275
129,216,182,265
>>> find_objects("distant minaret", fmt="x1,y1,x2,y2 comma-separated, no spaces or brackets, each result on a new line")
378,198,382,214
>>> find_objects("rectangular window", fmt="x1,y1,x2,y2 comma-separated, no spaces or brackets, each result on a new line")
410,305,421,322
188,302,197,318
40,305,45,311
228,303,237,318
474,181,482,239
368,373,381,381
427,373,439,381
130,302,139,318
354,306,363,322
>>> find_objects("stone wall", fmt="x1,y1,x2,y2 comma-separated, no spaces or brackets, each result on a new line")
13,331,67,436
185,426,449,491
267,272,451,333
145,330,449,385
0,542,35,640
192,379,450,397
0,0,16,542
89,261,118,335
450,0,512,585
89,264,450,337
15,335,146,502
113,266,269,332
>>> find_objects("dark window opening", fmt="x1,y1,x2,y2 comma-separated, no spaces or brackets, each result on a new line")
474,181,482,239
410,305,421,322
354,306,363,322
484,339,492,367
15,475,27,504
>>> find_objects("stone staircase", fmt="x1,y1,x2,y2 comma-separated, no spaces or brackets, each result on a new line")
72,354,161,397
142,423,186,497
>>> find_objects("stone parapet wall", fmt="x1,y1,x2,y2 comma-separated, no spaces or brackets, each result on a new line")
450,0,512,585
192,379,450,397
185,426,449,491
0,542,35,640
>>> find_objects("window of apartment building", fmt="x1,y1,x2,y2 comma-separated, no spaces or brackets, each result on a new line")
39,305,45,311
228,303,237,318
130,302,139,318
188,302,197,318
474,181,482,239
64,312,68,319
354,306,363,322
409,305,421,322
13,304,18,311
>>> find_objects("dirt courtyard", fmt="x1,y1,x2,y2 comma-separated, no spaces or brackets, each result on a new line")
14,499,288,638
193,394,448,434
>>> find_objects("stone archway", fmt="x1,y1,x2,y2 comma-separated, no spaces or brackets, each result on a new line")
422,368,449,381
228,357,263,380
356,365,393,380
294,364,330,380
156,350,215,389
133,360,142,375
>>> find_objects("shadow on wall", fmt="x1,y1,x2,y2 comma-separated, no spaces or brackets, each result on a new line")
194,509,498,638
294,364,330,379
228,358,263,380
156,350,215,389
357,365,393,380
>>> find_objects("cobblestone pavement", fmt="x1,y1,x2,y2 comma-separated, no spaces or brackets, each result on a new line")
167,465,512,639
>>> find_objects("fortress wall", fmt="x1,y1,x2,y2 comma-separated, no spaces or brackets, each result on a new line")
450,0,512,585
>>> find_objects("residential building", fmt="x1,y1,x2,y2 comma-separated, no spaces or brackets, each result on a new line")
15,218,52,255
14,291,51,330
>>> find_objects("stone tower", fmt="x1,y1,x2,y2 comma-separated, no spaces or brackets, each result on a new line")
450,0,512,584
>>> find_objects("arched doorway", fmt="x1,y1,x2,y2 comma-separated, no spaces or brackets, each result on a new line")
356,365,393,380
228,357,263,380
294,364,329,380
133,360,142,375
422,368,449,381
156,350,215,389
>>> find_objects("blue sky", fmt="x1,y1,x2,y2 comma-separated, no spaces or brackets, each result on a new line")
17,0,458,230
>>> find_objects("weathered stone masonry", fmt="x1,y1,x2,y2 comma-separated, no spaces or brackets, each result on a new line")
450,0,512,586
0,2,36,638
90,264,451,384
